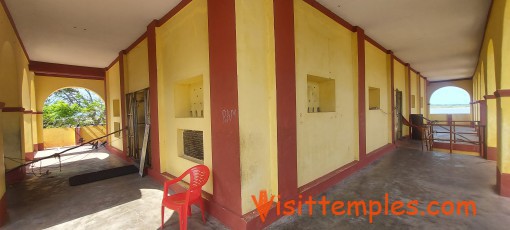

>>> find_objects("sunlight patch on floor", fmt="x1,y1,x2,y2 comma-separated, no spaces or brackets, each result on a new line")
32,146,111,168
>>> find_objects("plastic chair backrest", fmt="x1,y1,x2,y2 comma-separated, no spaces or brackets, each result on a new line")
186,165,209,197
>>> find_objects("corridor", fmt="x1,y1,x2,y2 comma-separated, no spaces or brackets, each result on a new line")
269,142,510,229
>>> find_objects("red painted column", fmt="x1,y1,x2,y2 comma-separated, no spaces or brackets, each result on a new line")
356,27,366,160
0,192,5,227
147,20,161,177
480,100,487,125
447,114,453,125
388,52,395,144
274,0,298,201
208,0,242,217
406,64,411,137
74,127,81,145
478,100,487,158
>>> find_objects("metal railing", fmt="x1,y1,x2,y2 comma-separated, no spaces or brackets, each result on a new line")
420,119,485,155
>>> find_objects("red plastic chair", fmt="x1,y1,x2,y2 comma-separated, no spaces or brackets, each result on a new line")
161,165,210,230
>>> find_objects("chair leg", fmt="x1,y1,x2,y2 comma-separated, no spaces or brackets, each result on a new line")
199,198,206,223
180,207,188,230
161,206,165,229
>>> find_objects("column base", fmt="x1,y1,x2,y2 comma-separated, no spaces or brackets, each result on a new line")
487,147,497,161
0,193,7,227
37,143,44,151
497,168,510,197
25,152,35,161
6,166,26,185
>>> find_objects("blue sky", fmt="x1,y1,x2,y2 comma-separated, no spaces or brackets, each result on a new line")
430,86,470,105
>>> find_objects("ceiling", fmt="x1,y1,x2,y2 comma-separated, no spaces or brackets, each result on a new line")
318,0,492,81
4,0,181,68
5,0,491,81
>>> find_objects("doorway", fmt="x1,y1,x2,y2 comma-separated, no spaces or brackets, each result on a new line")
126,88,151,169
395,90,403,140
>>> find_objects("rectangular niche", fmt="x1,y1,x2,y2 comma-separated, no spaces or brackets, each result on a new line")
174,76,204,118
307,75,335,113
178,129,204,162
369,87,380,110
112,99,120,117
114,122,121,138
411,95,416,108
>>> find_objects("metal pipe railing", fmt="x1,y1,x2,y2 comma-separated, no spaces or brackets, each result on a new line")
6,128,125,174
423,120,485,156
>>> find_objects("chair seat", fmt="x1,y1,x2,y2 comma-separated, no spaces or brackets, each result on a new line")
162,192,187,209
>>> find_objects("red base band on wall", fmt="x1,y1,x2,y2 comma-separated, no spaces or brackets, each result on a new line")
497,168,510,197
486,147,497,161
105,144,129,162
25,152,35,161
0,194,7,227
37,143,44,151
6,167,26,185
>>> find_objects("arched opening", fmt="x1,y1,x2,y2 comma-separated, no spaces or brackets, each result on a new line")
42,87,106,148
430,86,471,114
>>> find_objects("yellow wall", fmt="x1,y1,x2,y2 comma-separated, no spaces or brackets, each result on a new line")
42,125,106,148
236,0,278,214
0,107,6,197
105,62,124,151
80,125,106,142
420,77,427,117
294,0,358,187
487,97,497,148
156,0,213,193
410,71,418,114
472,0,510,173
393,61,409,136
496,0,510,174
21,69,35,154
365,41,391,152
125,39,149,93
499,97,510,173
43,127,75,148
30,78,38,145
1,2,35,169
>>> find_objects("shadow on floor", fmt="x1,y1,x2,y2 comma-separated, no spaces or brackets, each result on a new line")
4,146,227,229
159,205,227,230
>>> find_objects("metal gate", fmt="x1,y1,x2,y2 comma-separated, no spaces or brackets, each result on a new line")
126,88,151,168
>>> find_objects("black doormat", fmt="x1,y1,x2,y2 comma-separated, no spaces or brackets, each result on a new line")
69,165,138,186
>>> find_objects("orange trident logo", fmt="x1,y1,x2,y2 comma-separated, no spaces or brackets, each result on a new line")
251,190,275,222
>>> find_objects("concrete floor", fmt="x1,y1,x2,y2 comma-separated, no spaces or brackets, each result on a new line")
4,142,510,229
268,141,510,229
3,146,226,230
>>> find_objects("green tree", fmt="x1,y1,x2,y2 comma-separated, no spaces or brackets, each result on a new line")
43,88,105,128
